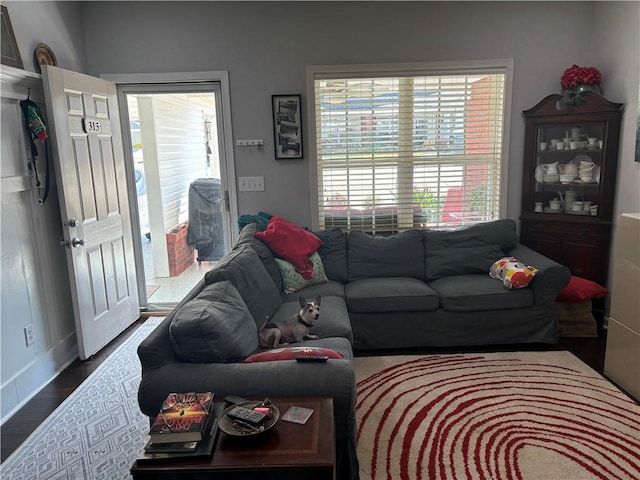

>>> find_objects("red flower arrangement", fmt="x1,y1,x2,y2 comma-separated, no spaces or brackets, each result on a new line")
561,64,602,89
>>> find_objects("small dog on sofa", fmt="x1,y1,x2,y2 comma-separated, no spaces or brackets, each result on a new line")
258,296,321,348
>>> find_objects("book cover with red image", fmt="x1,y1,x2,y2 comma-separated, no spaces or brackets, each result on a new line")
149,392,214,443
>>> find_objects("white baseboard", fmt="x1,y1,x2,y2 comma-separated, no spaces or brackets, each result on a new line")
1,333,78,425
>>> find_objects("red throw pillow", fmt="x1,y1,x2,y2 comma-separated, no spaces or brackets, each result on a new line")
244,347,343,363
254,216,323,270
557,276,608,303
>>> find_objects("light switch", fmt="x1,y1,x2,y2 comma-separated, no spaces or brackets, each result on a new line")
238,176,265,191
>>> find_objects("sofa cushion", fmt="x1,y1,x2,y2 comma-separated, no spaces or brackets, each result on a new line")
276,251,328,294
282,279,345,302
204,244,281,328
315,227,348,282
235,222,283,292
347,229,425,281
424,219,518,281
169,281,258,363
346,277,439,312
255,215,324,270
244,346,344,363
426,244,505,281
269,296,353,343
428,274,534,312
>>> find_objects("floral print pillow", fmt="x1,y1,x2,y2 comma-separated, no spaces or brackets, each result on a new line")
275,252,328,294
489,256,538,289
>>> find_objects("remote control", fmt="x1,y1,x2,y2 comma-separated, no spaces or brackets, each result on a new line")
296,356,329,362
226,406,268,426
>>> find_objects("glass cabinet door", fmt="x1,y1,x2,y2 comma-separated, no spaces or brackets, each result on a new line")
532,122,605,217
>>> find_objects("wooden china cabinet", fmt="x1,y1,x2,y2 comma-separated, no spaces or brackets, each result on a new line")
520,92,624,293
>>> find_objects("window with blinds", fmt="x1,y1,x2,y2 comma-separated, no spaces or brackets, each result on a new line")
309,62,510,234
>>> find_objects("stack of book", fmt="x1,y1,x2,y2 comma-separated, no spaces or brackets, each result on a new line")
137,392,221,462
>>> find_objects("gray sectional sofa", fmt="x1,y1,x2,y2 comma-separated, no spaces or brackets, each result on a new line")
136,218,570,480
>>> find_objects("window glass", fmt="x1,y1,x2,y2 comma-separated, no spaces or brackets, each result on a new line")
311,63,509,233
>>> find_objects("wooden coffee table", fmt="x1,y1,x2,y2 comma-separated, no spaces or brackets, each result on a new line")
130,396,335,480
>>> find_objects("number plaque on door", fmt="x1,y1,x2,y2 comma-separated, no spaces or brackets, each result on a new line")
83,117,102,134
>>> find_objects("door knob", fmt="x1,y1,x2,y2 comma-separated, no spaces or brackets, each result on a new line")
67,218,80,228
71,237,86,248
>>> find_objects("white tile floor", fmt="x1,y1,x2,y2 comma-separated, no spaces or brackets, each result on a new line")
141,235,221,305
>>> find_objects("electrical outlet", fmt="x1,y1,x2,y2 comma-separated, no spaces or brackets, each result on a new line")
24,324,35,346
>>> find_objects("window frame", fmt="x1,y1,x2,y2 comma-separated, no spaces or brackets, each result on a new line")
305,59,514,231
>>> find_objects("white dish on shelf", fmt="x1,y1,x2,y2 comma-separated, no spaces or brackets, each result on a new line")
544,175,560,183
565,209,590,216
535,166,560,183
571,155,600,183
559,174,575,184
544,207,562,213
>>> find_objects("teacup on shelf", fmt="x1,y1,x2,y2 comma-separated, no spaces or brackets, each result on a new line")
570,201,584,212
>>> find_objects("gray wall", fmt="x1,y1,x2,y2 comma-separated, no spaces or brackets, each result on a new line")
4,1,88,75
592,2,640,284
80,1,639,226
1,1,87,421
1,0,638,422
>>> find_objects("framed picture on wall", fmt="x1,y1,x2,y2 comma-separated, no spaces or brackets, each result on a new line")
272,94,303,159
1,4,23,69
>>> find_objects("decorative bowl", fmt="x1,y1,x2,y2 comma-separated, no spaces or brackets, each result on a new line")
219,401,280,437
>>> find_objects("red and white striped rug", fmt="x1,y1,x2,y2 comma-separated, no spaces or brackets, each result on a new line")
355,351,640,480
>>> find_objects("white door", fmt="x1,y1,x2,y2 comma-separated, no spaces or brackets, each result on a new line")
42,65,139,360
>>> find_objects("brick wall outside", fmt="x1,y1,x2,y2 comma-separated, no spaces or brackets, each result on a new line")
166,223,194,277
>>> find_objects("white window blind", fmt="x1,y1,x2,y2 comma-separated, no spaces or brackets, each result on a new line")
311,64,508,234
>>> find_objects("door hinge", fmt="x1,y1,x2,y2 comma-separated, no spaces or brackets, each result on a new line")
224,190,230,212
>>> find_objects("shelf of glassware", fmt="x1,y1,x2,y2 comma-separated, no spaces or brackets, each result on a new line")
533,131,604,216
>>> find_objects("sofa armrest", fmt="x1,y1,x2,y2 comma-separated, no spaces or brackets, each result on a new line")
136,314,181,370
506,244,571,305
138,359,355,419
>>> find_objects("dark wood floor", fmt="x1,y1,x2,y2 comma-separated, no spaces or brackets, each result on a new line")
0,321,607,463
1,317,148,463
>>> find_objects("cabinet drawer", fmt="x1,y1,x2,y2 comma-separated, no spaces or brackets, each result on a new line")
524,221,598,236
